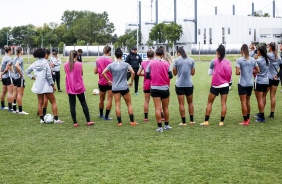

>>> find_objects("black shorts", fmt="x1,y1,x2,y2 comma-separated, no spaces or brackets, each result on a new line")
143,89,150,93
2,77,13,86
150,89,170,99
269,79,279,87
13,78,25,88
254,83,268,92
210,86,229,96
112,88,129,96
238,84,252,96
175,86,193,96
98,84,112,92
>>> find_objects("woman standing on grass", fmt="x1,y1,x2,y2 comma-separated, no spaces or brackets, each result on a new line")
26,48,64,124
253,45,270,123
145,47,173,132
50,49,62,92
12,47,29,115
102,48,137,126
137,49,154,122
94,46,113,120
173,47,195,126
236,44,259,126
265,42,281,118
0,46,14,111
201,44,232,127
64,50,94,127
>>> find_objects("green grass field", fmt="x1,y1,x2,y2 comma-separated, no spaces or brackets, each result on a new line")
0,56,282,183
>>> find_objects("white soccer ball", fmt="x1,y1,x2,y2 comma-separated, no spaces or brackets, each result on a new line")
44,113,54,124
93,89,99,95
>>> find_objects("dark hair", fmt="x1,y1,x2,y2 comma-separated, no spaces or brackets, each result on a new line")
268,42,278,60
69,50,78,71
147,50,154,58
33,48,46,58
258,45,269,66
155,47,164,56
216,44,225,61
44,48,50,55
77,49,83,53
16,47,23,55
177,47,187,59
103,46,111,54
115,48,123,58
4,46,11,53
241,44,249,60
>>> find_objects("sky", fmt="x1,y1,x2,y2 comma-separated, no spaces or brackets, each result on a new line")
1,0,281,36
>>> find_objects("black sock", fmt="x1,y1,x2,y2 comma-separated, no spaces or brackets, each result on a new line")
13,99,16,104
259,113,265,120
40,116,44,121
165,122,169,126
247,114,250,119
161,112,164,119
205,115,209,121
99,108,103,116
181,117,186,124
1,101,4,108
144,113,148,119
13,104,17,111
220,116,225,122
270,112,274,116
243,116,248,121
8,103,12,110
117,116,122,123
105,109,111,118
129,114,134,122
157,122,162,128
43,108,47,116
19,106,22,112
54,116,58,120
190,115,194,122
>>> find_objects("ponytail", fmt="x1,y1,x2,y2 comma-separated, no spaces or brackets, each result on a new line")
69,50,78,71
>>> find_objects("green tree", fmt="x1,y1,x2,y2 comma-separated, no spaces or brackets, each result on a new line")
148,23,166,44
115,29,141,52
164,22,183,47
0,27,12,47
248,10,271,17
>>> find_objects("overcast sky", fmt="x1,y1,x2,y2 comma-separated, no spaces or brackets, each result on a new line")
1,0,281,36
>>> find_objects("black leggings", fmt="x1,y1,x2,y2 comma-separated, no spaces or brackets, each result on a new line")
68,93,90,123
52,71,61,90
127,69,139,93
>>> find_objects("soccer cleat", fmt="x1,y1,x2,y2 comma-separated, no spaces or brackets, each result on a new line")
268,114,274,118
134,92,139,95
247,119,250,124
219,121,224,126
0,107,9,110
13,110,19,114
164,125,172,130
190,121,196,125
73,123,79,127
8,109,13,112
130,121,138,126
253,113,260,118
179,123,187,126
40,119,45,124
99,115,104,118
18,111,29,115
117,122,123,126
86,122,94,126
156,127,163,132
58,90,62,92
104,117,113,120
255,117,265,123
143,118,148,122
200,121,209,126
239,121,249,126
54,119,64,124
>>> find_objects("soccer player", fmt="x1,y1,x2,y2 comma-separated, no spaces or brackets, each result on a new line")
26,48,64,124
173,47,195,126
253,45,270,123
102,48,137,126
12,47,29,115
265,42,281,118
137,49,154,122
0,46,14,111
201,44,232,126
94,46,113,120
77,49,83,62
236,44,259,126
64,50,94,127
146,47,173,132
50,49,62,92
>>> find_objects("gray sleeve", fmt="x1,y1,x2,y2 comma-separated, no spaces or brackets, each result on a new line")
192,59,195,68
145,63,151,73
127,63,132,70
209,60,214,69
25,63,34,79
46,64,54,85
106,64,111,72
173,60,177,69
235,59,240,67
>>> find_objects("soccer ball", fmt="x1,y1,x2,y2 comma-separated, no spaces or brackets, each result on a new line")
92,89,99,95
44,113,54,124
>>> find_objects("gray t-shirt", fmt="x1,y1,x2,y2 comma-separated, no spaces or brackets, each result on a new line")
106,61,132,91
12,57,24,80
1,55,12,79
235,57,257,87
250,50,256,58
256,57,269,84
173,56,194,87
267,53,282,80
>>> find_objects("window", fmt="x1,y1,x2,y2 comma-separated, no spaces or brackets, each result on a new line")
260,34,271,38
273,34,281,38
209,28,212,44
222,27,225,36
222,28,225,44
249,28,251,35
204,28,206,44
142,47,144,50
198,29,201,35
254,29,256,41
228,28,230,34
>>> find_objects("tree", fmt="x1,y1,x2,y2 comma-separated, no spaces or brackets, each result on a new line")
114,29,141,52
0,27,12,47
248,10,271,17
148,23,167,44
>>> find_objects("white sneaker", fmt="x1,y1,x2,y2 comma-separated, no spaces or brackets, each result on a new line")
40,119,45,124
13,110,19,114
19,111,29,115
54,119,64,124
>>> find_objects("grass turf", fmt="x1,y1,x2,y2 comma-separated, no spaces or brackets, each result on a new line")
0,57,282,183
